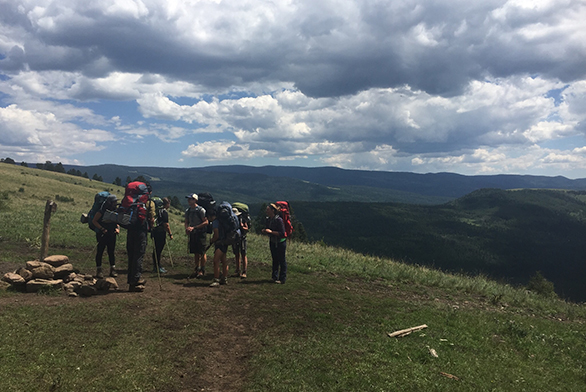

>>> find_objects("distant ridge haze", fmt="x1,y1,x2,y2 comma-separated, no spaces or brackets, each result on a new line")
63,164,586,202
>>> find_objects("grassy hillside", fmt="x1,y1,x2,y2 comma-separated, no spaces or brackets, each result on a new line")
292,188,586,302
1,163,586,391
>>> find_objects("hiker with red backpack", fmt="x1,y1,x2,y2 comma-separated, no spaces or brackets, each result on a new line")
262,202,291,284
119,181,155,292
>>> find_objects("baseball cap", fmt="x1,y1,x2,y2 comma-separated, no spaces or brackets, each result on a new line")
186,193,198,200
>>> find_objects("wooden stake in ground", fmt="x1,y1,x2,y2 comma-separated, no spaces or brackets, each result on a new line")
40,200,57,262
387,324,428,338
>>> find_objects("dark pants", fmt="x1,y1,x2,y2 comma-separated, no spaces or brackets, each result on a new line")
270,240,287,283
127,228,147,285
95,232,116,268
152,230,166,270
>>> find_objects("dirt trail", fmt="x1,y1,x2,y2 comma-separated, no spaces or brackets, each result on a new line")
0,256,260,392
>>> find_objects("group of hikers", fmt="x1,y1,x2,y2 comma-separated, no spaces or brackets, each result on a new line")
88,181,290,292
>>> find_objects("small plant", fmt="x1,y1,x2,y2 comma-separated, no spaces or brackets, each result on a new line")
490,293,504,305
36,285,63,296
55,194,74,203
527,271,558,299
18,188,24,193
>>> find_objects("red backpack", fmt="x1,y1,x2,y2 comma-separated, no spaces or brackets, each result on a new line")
118,182,150,228
275,201,293,238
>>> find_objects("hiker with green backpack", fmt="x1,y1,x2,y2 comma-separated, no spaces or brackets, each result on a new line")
231,202,250,279
90,194,120,279
151,197,173,274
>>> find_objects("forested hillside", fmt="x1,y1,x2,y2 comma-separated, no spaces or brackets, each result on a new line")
291,189,586,302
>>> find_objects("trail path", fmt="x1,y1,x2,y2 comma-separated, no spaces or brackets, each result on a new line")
0,256,266,392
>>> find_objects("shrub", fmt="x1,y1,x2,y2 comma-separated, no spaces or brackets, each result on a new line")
55,194,75,203
527,271,557,299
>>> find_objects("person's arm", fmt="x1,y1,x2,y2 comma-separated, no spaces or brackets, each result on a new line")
163,211,173,239
92,211,107,234
185,211,192,234
210,226,219,244
195,217,209,231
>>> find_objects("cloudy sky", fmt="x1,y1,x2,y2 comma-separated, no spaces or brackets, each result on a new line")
1,0,586,178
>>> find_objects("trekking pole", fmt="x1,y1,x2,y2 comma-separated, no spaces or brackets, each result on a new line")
165,240,174,267
85,241,100,265
152,241,163,291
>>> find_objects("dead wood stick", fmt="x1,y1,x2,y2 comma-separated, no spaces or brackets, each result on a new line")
40,200,57,262
387,324,428,338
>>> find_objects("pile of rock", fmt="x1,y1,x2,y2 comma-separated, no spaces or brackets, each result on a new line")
1,255,119,297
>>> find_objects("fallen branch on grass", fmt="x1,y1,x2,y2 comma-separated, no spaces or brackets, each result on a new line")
387,324,428,338
440,372,459,381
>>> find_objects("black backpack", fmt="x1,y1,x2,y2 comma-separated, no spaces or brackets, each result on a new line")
216,201,241,245
87,191,110,233
198,192,216,218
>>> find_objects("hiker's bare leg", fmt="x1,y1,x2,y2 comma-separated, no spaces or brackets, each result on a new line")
221,253,229,279
213,249,222,279
233,253,241,276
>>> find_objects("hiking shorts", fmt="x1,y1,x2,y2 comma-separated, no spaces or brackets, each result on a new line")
189,230,207,254
214,241,229,255
232,235,247,256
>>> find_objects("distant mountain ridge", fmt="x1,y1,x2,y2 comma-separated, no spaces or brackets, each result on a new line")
65,164,586,204
201,165,586,198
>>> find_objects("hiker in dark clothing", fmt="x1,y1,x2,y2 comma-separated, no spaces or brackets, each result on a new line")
127,184,155,292
262,203,287,284
232,208,250,278
91,194,120,279
185,193,208,278
152,197,173,273
208,208,230,287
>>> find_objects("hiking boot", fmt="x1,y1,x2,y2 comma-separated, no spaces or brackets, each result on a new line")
136,277,147,286
95,268,104,279
274,280,282,284
129,284,145,292
241,271,247,279
109,267,118,277
220,277,228,285
159,267,167,274
197,268,205,278
231,270,241,278
209,278,220,287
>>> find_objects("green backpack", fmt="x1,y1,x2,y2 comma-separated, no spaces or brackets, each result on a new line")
151,196,165,229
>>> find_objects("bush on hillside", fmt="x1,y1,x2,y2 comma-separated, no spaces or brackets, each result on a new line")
527,271,557,299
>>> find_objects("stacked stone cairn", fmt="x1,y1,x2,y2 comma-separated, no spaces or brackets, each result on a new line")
1,255,118,297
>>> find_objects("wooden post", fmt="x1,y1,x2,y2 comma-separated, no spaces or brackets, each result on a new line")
40,200,57,262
